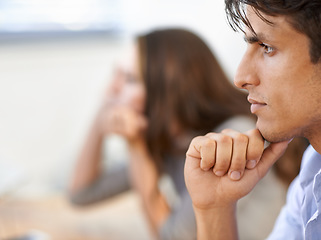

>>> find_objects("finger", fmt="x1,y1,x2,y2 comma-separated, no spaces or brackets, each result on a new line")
200,138,216,171
221,129,248,180
186,136,216,171
206,133,233,177
185,139,202,171
245,129,265,169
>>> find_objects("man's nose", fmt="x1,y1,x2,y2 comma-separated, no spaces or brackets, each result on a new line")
234,51,259,90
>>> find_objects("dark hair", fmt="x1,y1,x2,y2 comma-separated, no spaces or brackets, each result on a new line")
137,28,252,171
225,0,321,63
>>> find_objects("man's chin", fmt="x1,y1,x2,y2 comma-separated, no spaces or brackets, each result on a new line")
259,129,292,143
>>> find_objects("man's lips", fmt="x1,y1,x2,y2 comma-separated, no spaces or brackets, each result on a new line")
248,97,267,114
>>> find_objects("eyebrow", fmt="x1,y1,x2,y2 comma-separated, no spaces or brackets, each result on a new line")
244,32,273,44
244,35,259,44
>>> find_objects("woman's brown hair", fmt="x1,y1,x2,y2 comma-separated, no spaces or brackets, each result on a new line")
137,28,252,171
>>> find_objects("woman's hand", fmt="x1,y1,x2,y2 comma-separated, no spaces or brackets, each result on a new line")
98,101,148,141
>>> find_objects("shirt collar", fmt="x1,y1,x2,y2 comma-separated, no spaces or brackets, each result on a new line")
299,145,321,188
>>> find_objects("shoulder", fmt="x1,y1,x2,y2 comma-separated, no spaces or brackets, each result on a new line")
214,115,256,133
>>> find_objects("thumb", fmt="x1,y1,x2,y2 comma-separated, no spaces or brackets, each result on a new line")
255,140,291,179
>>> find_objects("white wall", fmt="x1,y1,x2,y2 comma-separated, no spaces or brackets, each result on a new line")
0,1,247,197
120,0,246,79
0,36,128,196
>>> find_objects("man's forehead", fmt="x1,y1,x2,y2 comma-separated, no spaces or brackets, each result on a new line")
244,6,289,41
246,6,276,28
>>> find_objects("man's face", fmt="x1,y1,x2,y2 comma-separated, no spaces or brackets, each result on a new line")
234,7,321,145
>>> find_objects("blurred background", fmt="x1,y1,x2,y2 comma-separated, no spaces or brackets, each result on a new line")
0,0,246,239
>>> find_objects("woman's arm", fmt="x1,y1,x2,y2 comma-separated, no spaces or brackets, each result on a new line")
128,139,171,237
69,91,148,191
69,109,106,194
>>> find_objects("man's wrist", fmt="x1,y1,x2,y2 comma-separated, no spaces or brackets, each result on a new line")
193,202,236,219
194,203,237,240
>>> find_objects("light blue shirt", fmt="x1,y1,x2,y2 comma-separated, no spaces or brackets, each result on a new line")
267,145,321,240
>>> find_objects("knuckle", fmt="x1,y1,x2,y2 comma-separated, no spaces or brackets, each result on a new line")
246,128,261,137
190,136,203,145
217,134,232,144
221,128,233,134
205,132,217,138
202,139,216,149
234,133,248,144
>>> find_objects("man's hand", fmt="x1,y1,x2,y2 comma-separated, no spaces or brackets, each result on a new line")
184,129,290,209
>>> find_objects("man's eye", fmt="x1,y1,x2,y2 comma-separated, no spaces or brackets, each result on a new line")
259,43,274,54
